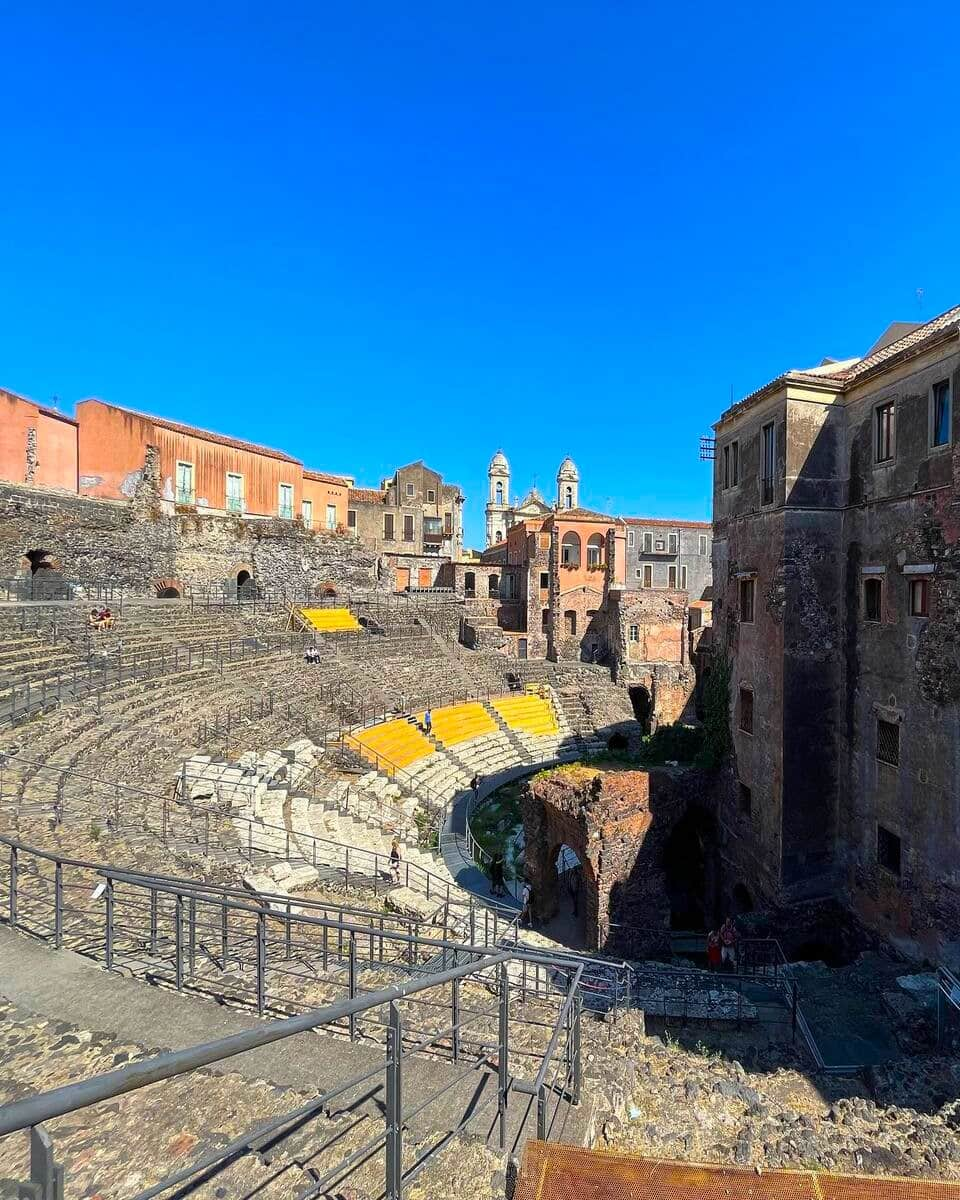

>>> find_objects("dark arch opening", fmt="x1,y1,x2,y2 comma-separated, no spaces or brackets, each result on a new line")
488,574,499,598
731,882,754,914
237,569,252,587
628,685,651,730
464,571,476,596
322,586,337,598
661,807,715,930
25,549,58,575
157,586,181,599
607,731,629,752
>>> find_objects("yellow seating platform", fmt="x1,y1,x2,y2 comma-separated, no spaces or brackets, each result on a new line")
420,702,498,747
345,718,433,773
299,607,361,633
490,693,559,736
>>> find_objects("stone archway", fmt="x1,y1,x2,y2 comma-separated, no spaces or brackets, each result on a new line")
23,548,59,576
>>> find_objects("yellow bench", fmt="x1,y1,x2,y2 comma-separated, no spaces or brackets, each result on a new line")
419,702,498,747
345,718,433,773
300,607,361,633
490,694,559,736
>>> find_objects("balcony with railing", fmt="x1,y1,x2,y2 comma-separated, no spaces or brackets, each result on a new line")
226,495,244,515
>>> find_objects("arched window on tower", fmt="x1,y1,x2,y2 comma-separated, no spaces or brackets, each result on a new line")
495,481,504,505
564,486,573,509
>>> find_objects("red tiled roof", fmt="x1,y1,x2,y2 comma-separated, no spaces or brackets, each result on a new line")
304,469,353,486
1,386,78,425
623,516,711,529
349,486,386,504
546,507,619,523
79,400,302,465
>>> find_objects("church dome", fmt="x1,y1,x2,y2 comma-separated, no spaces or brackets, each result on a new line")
489,449,510,472
557,456,579,480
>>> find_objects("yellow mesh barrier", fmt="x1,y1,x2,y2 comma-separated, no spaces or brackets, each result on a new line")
490,693,558,736
344,718,433,773
418,702,498,747
514,1143,960,1200
299,607,361,633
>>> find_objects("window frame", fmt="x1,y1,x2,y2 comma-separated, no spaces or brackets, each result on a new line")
668,565,677,588
628,624,640,643
738,782,752,815
862,576,883,623
627,529,635,548
278,482,294,520
699,534,708,556
874,399,896,464
175,460,195,505
642,564,652,588
427,489,436,503
739,576,756,624
909,577,930,617
383,513,395,541
325,503,337,530
738,686,754,735
877,824,902,876
680,564,688,590
402,513,415,542
876,717,900,768
225,471,244,514
761,421,775,506
405,481,415,498
539,572,549,591
347,509,357,529
301,499,313,529
668,533,678,555
931,379,952,449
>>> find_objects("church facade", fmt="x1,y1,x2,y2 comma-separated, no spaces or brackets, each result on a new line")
484,450,581,547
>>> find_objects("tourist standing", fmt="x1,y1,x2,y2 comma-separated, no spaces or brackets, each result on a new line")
424,708,432,735
720,917,738,970
389,837,402,885
470,774,481,803
520,879,533,926
490,852,505,898
706,929,721,972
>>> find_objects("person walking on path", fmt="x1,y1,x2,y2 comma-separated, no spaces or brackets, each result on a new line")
720,917,738,970
423,708,432,735
470,774,481,803
489,852,505,898
389,837,402,885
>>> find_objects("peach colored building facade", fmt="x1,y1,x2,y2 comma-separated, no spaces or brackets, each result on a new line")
0,388,78,492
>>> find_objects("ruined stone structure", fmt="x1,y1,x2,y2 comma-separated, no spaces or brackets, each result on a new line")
713,304,960,962
522,765,716,956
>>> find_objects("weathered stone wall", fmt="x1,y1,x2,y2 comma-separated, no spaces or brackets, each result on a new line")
522,764,717,957
0,482,377,594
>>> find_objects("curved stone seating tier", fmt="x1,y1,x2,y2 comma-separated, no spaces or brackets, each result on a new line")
299,606,361,633
490,694,559,736
344,718,433,773
418,702,498,746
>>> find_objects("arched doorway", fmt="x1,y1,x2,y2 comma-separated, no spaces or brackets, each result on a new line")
235,567,254,598
24,549,58,576
628,684,651,730
157,586,181,599
537,843,588,949
661,807,716,931
464,571,476,597
487,574,499,598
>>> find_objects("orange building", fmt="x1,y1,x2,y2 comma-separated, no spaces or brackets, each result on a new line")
0,388,78,492
75,399,351,523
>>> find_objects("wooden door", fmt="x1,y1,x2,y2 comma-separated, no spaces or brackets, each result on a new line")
418,567,433,588
396,567,410,593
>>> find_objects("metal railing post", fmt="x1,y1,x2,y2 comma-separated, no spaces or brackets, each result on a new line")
174,894,185,991
104,878,114,969
452,977,461,1063
53,862,63,950
256,910,267,1016
537,1084,547,1140
385,1001,403,1200
9,845,17,928
498,962,509,1151
348,933,357,1041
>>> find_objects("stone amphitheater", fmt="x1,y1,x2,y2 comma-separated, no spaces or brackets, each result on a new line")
1,591,959,1200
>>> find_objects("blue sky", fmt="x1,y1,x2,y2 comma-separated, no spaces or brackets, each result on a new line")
2,2,958,548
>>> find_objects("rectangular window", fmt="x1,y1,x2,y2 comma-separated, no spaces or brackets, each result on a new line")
761,422,775,505
642,564,652,588
877,825,901,876
301,499,313,529
680,565,688,589
325,503,337,530
278,483,294,519
403,514,415,542
628,624,640,642
699,534,707,556
932,380,952,447
383,513,395,541
225,472,243,514
863,577,882,622
444,511,452,535
909,578,929,617
738,782,752,815
731,440,740,486
877,718,900,767
541,609,549,632
628,529,635,547
668,565,677,587
739,687,754,734
540,572,549,590
874,401,895,463
689,607,702,631
722,444,730,490
739,577,755,624
655,538,665,551
668,533,678,554
406,481,415,497
347,509,357,529
427,489,436,503
175,461,194,505
643,532,653,553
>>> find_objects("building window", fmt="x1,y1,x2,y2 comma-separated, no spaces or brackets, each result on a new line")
347,509,357,529
406,482,415,497
932,380,952,448
699,534,707,556
642,564,652,588
877,825,901,876
877,718,900,767
738,782,752,815
655,538,665,551
175,461,195,505
628,529,635,547
863,577,882,623
909,578,929,617
586,534,603,568
278,483,294,519
427,489,435,503
225,472,244,514
628,624,639,642
643,533,653,553
540,572,549,590
560,531,581,566
668,565,677,587
874,401,895,464
689,607,702,631
761,422,775,505
302,500,313,529
668,533,678,554
383,513,395,541
495,481,504,505
564,610,577,636
680,565,687,590
403,514,415,542
444,511,452,535
739,577,755,624
564,486,573,509
739,687,754,734
723,440,741,489
325,503,337,530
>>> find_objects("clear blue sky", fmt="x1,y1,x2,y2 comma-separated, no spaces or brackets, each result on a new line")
2,3,958,548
